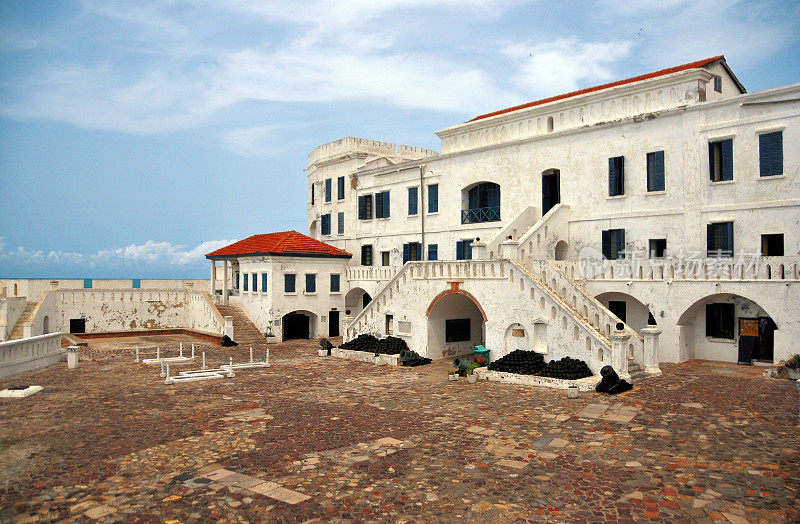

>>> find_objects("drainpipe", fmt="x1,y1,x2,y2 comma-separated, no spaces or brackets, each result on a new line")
420,165,426,260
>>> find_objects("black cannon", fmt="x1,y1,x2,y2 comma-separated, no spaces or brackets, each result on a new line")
595,365,633,394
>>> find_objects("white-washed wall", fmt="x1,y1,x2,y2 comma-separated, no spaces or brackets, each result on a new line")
0,297,27,341
0,332,64,379
187,291,225,335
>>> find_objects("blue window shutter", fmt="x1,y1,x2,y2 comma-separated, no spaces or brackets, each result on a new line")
338,212,344,234
646,153,655,191
721,139,733,180
375,192,383,218
602,230,611,259
724,222,733,256
616,230,625,259
132,279,140,289
468,186,479,209
618,157,625,194
708,142,715,181
707,224,715,255
243,273,248,291
311,184,314,205
759,133,770,177
262,273,268,292
656,151,665,191
285,274,295,293
466,241,473,260
403,243,410,264
383,191,390,217
408,187,418,215
325,179,331,201
428,244,438,261
488,184,500,207
252,273,257,291
456,241,464,260
608,158,617,195
428,184,438,213
760,132,783,177
337,176,344,199
235,273,239,289
358,196,364,219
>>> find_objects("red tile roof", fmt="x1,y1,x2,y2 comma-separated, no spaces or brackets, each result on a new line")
469,56,727,122
206,231,352,259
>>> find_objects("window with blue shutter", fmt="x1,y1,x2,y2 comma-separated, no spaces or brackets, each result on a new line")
337,176,345,199
306,274,316,293
243,273,248,291
456,240,473,260
252,273,257,292
361,245,373,266
709,139,733,181
284,273,296,293
310,184,314,205
132,279,141,289
330,274,340,293
83,279,92,289
428,184,438,213
608,156,624,196
234,272,239,289
402,242,422,263
601,229,625,260
646,151,665,192
707,222,734,257
337,212,344,234
358,195,373,220
324,178,332,202
408,186,418,215
375,191,390,218
759,131,783,177
262,273,268,292
320,213,331,235
428,244,438,261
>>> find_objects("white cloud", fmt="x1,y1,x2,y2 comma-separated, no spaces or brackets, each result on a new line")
0,237,234,267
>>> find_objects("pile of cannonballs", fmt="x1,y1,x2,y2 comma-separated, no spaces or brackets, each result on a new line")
488,350,592,380
339,334,410,355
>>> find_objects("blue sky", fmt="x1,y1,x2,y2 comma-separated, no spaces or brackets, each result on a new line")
1,0,798,278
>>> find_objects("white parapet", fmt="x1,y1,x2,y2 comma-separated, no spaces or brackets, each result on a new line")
0,333,64,380
474,367,601,391
330,347,401,366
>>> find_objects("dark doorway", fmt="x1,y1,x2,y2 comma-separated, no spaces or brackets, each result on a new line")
329,310,340,337
751,316,777,361
608,300,627,323
283,313,310,340
542,170,560,215
69,318,86,334
761,234,784,256
363,292,372,309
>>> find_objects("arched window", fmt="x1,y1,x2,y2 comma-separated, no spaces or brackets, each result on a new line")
462,182,501,224
546,116,554,132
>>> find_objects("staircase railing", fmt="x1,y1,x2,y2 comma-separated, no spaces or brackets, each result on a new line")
516,203,570,260
484,205,538,259
345,261,414,341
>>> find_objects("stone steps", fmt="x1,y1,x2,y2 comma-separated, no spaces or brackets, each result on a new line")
215,305,266,346
627,360,646,381
9,302,37,340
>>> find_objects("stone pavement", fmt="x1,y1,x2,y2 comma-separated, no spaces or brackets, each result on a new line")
0,335,798,523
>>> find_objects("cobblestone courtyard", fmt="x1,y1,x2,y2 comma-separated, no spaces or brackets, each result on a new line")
1,335,798,523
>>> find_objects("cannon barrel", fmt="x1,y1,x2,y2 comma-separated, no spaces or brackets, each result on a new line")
453,358,474,370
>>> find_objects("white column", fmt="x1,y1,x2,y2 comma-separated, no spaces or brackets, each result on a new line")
609,327,631,379
499,240,519,259
640,326,663,376
222,260,229,305
471,240,488,260
210,260,217,296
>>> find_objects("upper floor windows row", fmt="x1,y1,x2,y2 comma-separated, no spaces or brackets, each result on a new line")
283,272,341,294
320,176,347,204
320,212,344,236
359,191,390,220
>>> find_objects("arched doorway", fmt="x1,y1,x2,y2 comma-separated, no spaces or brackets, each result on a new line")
344,287,370,318
595,292,655,333
426,291,486,360
554,240,569,260
43,316,49,334
503,322,530,356
461,182,500,224
542,169,560,215
282,310,317,340
677,293,776,363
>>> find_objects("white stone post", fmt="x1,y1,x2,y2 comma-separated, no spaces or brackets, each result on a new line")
222,260,229,305
471,240,488,260
609,327,631,379
210,260,217,297
224,316,234,340
640,326,663,376
499,240,519,259
66,346,79,369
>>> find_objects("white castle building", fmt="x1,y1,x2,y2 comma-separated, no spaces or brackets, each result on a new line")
3,55,798,380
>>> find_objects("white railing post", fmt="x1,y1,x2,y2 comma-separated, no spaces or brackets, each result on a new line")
610,326,631,379
224,316,234,340
640,326,663,376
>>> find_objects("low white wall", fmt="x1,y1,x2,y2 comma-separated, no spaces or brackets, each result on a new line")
0,279,210,303
0,297,27,341
187,291,225,335
0,332,64,379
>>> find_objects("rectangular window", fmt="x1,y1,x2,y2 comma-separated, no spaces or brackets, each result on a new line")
759,131,783,177
330,273,341,293
709,139,733,181
601,229,626,260
428,183,439,213
707,222,734,257
713,74,722,93
132,279,141,289
305,273,316,293
761,234,784,256
385,314,393,335
408,186,418,215
361,245,373,266
646,151,665,192
706,303,734,339
649,238,667,258
402,242,422,263
456,240,473,260
262,273,268,292
358,194,373,220
337,176,345,199
428,244,438,261
243,273,249,291
234,272,239,289
284,273,296,293
324,178,332,202
252,273,257,292
337,212,344,235
608,156,625,196
83,279,92,289
446,318,471,342
310,184,314,205
321,213,331,236
375,191,390,218
381,251,390,266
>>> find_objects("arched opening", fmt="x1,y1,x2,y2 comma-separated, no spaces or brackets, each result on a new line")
13,283,18,296
554,241,569,261
308,219,318,239
281,310,317,341
542,169,560,215
43,316,49,334
461,182,500,224
427,292,485,360
546,116,554,132
504,322,529,356
677,293,776,363
344,287,370,319
533,321,547,353
595,292,655,334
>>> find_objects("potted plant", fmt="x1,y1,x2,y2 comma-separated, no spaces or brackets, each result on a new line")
466,362,480,383
448,370,458,382
786,354,800,380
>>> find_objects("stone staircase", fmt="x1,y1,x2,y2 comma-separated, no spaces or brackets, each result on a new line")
215,304,266,347
9,302,37,340
627,360,646,381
